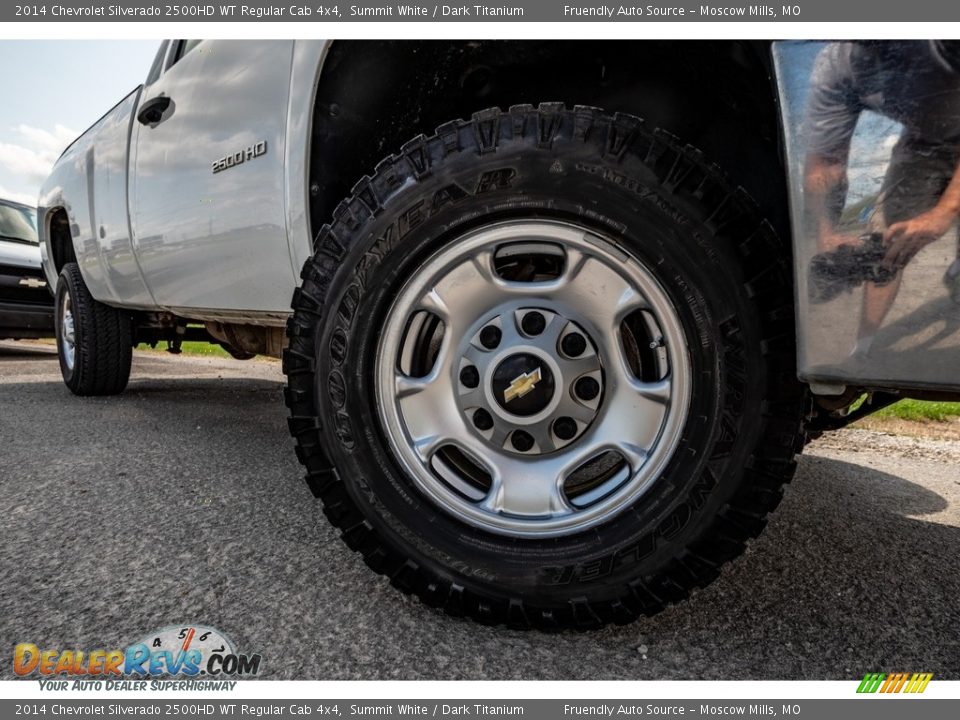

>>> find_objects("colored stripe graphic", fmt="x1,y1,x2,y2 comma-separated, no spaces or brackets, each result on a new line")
905,673,934,693
857,672,932,694
857,673,885,693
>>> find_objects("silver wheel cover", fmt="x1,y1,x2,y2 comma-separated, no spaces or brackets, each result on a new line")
60,289,76,372
375,220,692,538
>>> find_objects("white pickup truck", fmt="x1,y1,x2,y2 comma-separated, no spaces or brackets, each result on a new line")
38,40,960,629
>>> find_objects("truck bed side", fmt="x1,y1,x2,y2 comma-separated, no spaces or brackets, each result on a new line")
38,86,154,309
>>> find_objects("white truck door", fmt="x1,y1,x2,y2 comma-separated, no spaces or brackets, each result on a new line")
130,40,298,314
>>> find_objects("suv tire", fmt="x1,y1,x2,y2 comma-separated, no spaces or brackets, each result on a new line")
55,262,132,396
285,104,807,629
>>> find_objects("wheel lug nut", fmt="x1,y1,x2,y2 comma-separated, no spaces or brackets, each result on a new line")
459,365,480,388
521,311,546,336
553,416,578,441
561,332,587,357
575,376,600,401
511,430,534,452
479,325,502,349
472,408,494,431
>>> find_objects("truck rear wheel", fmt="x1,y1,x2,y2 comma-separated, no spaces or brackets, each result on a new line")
284,104,807,629
55,262,132,396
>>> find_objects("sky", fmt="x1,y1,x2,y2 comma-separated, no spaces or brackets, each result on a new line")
0,40,160,205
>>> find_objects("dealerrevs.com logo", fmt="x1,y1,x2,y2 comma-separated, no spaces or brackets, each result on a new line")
14,625,262,679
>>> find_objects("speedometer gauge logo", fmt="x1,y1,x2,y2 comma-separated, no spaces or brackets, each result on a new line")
127,625,237,675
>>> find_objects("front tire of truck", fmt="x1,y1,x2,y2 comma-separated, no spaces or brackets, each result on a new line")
284,105,808,629
55,262,132,396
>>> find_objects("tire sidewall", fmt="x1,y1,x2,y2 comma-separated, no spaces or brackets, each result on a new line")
54,267,78,387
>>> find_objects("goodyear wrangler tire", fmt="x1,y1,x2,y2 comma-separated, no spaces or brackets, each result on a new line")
284,104,807,629
56,262,132,396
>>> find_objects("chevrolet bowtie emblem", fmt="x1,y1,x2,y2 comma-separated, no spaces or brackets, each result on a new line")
18,277,46,289
504,367,542,403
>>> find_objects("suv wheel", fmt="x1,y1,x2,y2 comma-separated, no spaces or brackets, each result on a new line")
284,104,807,629
56,262,132,396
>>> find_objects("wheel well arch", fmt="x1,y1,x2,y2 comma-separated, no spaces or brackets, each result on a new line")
307,40,789,241
46,207,76,276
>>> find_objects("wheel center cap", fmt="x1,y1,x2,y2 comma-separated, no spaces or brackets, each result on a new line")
492,353,555,416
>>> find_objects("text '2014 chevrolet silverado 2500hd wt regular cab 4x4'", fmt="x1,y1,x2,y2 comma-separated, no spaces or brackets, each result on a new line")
37,40,960,629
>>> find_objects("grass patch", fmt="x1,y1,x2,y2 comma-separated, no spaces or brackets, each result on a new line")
867,399,960,422
138,341,230,358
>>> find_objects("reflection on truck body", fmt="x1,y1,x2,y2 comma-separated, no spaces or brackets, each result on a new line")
776,40,960,391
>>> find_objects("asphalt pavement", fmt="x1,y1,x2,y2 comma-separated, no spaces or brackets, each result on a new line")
1,340,958,680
